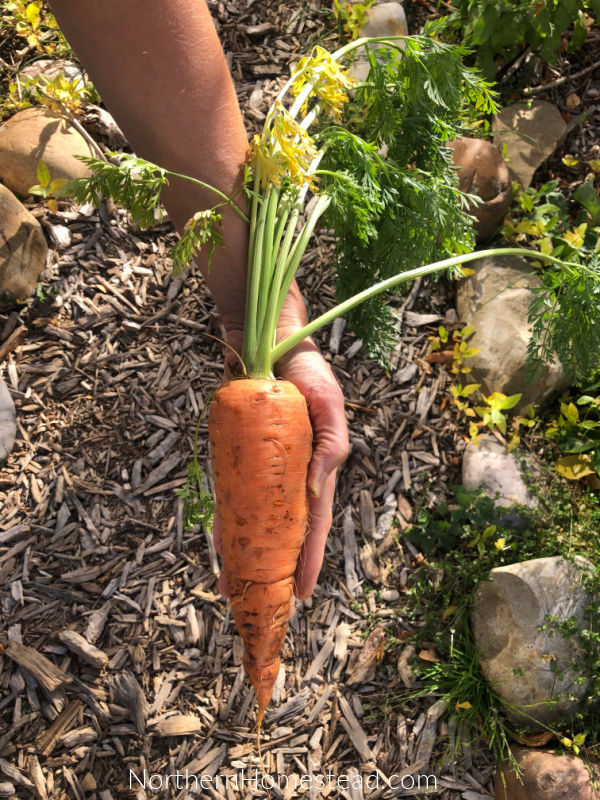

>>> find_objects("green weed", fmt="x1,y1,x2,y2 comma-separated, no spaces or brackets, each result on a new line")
397,477,600,768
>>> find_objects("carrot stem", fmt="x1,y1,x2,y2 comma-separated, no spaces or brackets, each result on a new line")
270,247,577,367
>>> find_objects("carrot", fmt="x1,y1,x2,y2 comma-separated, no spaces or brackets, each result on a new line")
208,377,313,724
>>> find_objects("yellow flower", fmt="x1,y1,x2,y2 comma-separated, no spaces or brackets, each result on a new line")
271,103,318,189
291,46,357,121
494,538,506,550
249,133,287,190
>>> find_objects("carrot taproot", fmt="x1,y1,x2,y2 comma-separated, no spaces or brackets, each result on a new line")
208,377,313,724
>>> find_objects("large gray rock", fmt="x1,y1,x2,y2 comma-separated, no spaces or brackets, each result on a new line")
462,434,539,524
349,2,408,81
456,255,568,411
472,556,593,726
495,747,599,800
447,136,512,241
0,378,16,464
492,100,566,188
0,107,94,196
0,183,48,304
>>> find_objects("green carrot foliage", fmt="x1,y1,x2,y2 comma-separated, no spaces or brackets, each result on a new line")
316,27,497,362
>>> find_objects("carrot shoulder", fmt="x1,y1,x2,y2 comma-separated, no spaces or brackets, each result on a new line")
208,378,313,723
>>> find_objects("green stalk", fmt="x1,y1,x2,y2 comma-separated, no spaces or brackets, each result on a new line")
270,247,574,368
270,191,295,269
274,194,331,319
165,168,249,223
255,187,281,336
254,194,331,378
242,187,271,369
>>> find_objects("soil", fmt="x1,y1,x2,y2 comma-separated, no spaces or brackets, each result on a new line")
1,2,599,798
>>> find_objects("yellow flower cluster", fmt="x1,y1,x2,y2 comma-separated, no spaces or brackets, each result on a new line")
291,46,357,121
250,102,318,190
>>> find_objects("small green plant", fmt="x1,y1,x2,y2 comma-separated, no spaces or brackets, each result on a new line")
407,485,509,556
332,0,376,41
428,323,480,374
448,382,522,444
1,0,71,55
448,0,600,79
502,179,600,383
175,390,216,532
415,631,519,769
401,479,600,769
176,462,214,531
28,160,67,212
4,70,96,118
473,391,522,437
547,384,600,480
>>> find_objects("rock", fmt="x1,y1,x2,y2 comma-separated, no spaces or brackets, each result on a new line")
0,183,48,304
492,101,566,188
0,107,94,196
447,137,512,241
349,2,408,81
456,255,569,411
462,434,539,525
0,378,16,464
20,58,84,89
472,556,594,726
495,747,599,800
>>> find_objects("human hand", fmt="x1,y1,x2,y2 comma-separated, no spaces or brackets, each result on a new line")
214,283,349,600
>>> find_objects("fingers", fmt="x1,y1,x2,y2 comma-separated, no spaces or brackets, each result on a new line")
304,373,349,498
274,340,349,601
275,340,349,496
294,470,337,599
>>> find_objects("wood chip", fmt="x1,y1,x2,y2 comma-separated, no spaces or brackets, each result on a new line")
26,755,47,800
337,695,374,763
342,506,361,597
36,700,82,757
374,493,397,541
346,627,385,686
3,640,72,692
0,759,34,789
151,714,203,736
58,630,109,668
84,602,111,643
108,671,148,734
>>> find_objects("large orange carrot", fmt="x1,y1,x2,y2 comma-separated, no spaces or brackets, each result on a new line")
208,377,313,724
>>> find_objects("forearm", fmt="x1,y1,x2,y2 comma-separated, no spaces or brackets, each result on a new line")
48,0,249,330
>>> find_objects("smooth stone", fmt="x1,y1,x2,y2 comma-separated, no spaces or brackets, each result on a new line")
447,136,512,241
456,255,569,411
492,100,566,188
0,377,16,463
495,747,599,800
472,556,593,726
0,107,94,196
0,183,48,304
462,434,539,525
349,2,408,81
